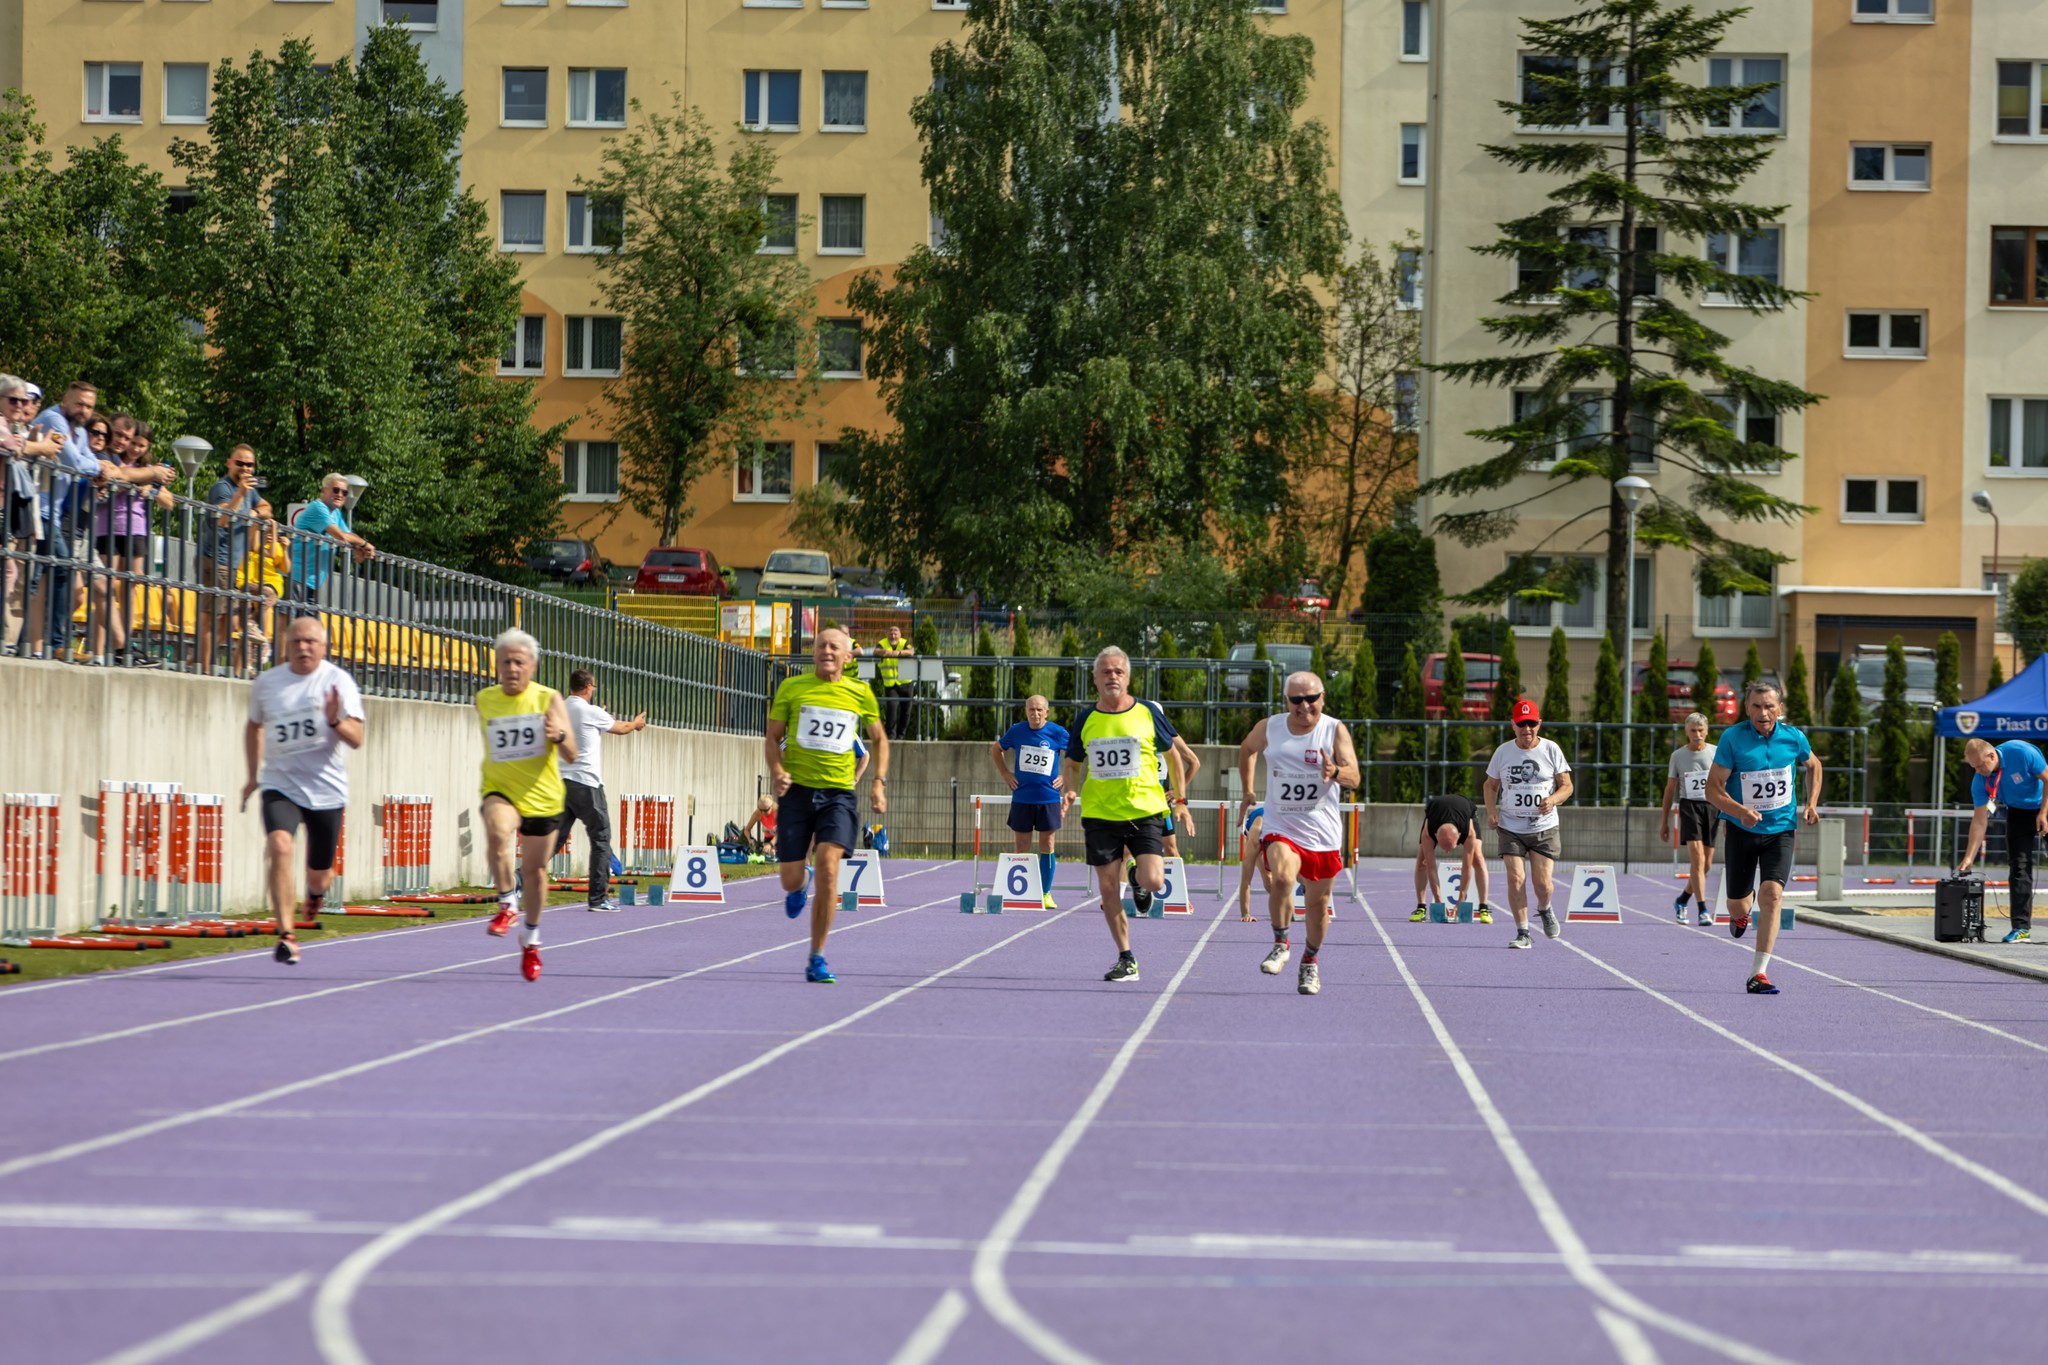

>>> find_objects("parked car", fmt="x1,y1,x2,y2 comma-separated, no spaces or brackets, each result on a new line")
836,567,913,608
1718,668,1783,714
1632,660,1739,724
525,537,611,587
758,547,836,599
632,547,726,596
1423,652,1501,720
1223,642,1316,700
1849,644,1939,713
1261,579,1330,617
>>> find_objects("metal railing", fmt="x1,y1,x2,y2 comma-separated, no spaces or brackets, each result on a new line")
1,454,769,732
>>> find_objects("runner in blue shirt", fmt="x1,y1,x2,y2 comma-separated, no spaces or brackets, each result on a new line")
990,694,1070,908
1704,680,1823,995
1957,737,2048,943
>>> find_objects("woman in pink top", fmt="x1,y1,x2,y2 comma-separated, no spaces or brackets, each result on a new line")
89,420,175,666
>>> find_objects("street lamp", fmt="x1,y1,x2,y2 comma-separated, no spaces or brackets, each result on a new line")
1615,475,1652,803
342,475,368,514
1974,488,2005,673
169,435,213,500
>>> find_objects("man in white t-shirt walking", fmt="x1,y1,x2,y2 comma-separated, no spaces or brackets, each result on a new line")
555,668,647,912
240,616,365,965
1484,698,1574,949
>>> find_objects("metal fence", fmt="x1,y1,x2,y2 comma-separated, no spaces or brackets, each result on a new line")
2,454,769,732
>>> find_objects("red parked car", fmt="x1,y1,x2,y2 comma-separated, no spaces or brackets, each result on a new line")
1632,660,1739,724
1262,579,1331,617
1424,653,1501,719
632,547,726,596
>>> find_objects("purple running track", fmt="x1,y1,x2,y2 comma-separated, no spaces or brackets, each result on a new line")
2,857,2047,1363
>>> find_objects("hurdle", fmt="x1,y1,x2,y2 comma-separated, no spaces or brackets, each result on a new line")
620,795,675,875
96,781,181,925
3,793,61,946
381,795,432,897
167,792,224,923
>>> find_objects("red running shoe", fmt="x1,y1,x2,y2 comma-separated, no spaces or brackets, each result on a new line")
1729,908,1750,939
486,906,516,936
1746,972,1779,995
521,943,542,981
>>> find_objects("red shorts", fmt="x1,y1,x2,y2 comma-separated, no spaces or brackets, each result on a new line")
1261,835,1343,882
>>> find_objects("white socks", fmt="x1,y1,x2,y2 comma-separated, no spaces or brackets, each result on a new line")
1752,949,1771,977
519,925,541,949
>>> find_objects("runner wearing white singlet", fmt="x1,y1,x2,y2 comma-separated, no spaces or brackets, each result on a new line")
1237,671,1360,996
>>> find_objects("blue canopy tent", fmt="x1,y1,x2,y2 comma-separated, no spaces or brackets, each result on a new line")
1930,655,2048,862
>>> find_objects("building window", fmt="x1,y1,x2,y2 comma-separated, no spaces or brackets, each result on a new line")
1703,227,1782,301
165,187,198,216
1997,62,2048,139
933,0,968,9
820,195,865,255
1393,372,1419,432
929,210,952,254
1401,1,1428,60
163,64,208,123
1517,55,1625,134
1396,247,1423,310
816,440,851,487
568,69,626,128
1989,397,2048,473
822,71,868,132
567,193,622,252
1705,56,1783,133
85,62,143,123
817,319,863,378
1991,227,2048,306
1513,391,1655,468
737,325,797,378
500,192,545,252
1842,476,1922,523
736,442,795,501
760,194,797,253
1516,224,1658,299
1707,394,1781,472
743,70,800,133
562,440,621,502
502,69,548,126
1844,309,1926,358
1698,568,1774,633
1252,0,1286,13
384,2,439,29
1854,0,1931,20
564,316,623,376
1399,124,1426,184
1506,556,1601,632
501,315,545,374
1850,142,1930,190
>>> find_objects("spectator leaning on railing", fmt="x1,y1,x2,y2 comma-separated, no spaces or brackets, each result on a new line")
88,418,176,667
289,473,375,607
196,443,270,676
1,376,63,649
20,381,108,662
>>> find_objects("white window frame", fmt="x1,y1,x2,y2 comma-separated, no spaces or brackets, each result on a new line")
1515,223,1660,301
1513,390,1657,470
499,191,546,253
1252,0,1286,13
501,68,549,128
561,439,621,503
1395,247,1423,310
1841,476,1924,524
1853,0,1933,22
1506,554,1651,637
564,315,624,378
819,194,865,256
1400,1,1429,61
1988,396,2048,476
1701,226,1783,305
737,326,798,380
84,62,143,124
743,0,800,10
735,442,795,502
1696,569,1775,636
932,0,968,9
928,209,953,254
816,318,863,379
1844,309,1927,359
500,314,546,375
1398,124,1427,185
162,62,209,124
820,71,868,134
759,194,798,255
1516,54,1626,135
815,440,851,488
743,70,801,133
383,1,439,31
567,68,626,129
1393,372,1420,433
1706,393,1783,474
1705,54,1784,135
1996,61,2048,142
566,192,622,254
568,0,630,6
1849,142,1930,191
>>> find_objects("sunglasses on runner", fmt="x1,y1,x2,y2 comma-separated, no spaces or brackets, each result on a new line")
1514,720,1541,729
1286,693,1322,706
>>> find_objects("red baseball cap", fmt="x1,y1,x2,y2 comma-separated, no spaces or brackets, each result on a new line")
1511,698,1541,724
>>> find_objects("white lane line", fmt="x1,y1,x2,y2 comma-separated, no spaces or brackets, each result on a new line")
0,888,956,1183
970,900,1232,1365
89,1272,310,1365
1595,1307,1666,1365
1561,935,2048,1222
886,1288,971,1365
309,899,1090,1365
1619,873,2048,1059
1352,871,1794,1365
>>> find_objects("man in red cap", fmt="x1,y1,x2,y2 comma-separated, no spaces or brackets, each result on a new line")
1484,698,1574,948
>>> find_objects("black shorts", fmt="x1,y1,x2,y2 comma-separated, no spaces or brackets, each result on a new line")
482,792,563,839
1007,800,1062,834
777,785,858,862
95,532,148,561
1677,799,1718,848
1723,825,1795,900
1081,815,1167,866
260,790,344,871
1419,818,1478,847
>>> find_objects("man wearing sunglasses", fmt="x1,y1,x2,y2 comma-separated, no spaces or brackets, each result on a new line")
1237,672,1360,996
1484,698,1574,949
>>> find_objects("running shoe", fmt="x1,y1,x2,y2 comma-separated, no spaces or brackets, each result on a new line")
1475,906,1494,925
273,935,298,966
785,866,812,919
1042,893,1057,910
806,954,836,984
1674,893,1689,922
521,944,542,981
1697,909,1714,927
2004,928,2031,943
1538,907,1561,940
1260,942,1291,975
486,905,517,936
1104,952,1140,983
1745,972,1778,995
1508,930,1533,950
587,898,621,913
1297,961,1321,996
1729,908,1750,939
1409,905,1428,922
1129,864,1152,915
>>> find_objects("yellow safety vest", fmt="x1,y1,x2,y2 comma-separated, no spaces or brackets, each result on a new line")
877,638,912,687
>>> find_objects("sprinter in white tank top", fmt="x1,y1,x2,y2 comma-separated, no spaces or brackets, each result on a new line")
1236,671,1361,997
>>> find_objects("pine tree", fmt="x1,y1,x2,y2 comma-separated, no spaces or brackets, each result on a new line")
1828,657,1865,731
1011,611,1036,718
1491,627,1523,722
1636,630,1669,725
1935,631,1961,709
1543,626,1573,722
1742,641,1764,699
1784,646,1812,728
1990,656,2006,691
1691,640,1720,719
1443,632,1472,796
914,614,941,657
966,624,999,741
1350,636,1378,797
1393,643,1426,803
1875,636,1913,805
1053,623,1083,728
1591,634,1625,804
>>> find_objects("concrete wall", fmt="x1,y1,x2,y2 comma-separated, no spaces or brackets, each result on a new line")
0,658,762,934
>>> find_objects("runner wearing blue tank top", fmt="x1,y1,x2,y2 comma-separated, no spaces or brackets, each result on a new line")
1704,680,1822,995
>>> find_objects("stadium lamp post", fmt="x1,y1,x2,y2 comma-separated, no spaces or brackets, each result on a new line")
1973,489,2008,678
169,435,212,500
1615,475,1652,804
342,475,368,514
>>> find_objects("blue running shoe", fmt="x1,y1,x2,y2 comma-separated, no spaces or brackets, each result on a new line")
806,954,836,983
1746,973,1779,995
1673,893,1688,923
2004,928,2031,944
784,866,812,919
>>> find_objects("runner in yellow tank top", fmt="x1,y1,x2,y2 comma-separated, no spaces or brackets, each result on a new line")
476,628,577,981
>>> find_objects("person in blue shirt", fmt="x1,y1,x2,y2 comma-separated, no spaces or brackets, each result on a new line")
990,694,1070,908
1957,737,2048,943
1704,681,1823,996
19,380,108,659
289,473,376,605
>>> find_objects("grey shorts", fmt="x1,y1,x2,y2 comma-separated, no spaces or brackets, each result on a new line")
1497,825,1561,862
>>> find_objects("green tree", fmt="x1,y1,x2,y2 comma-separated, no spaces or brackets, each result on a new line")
1784,645,1812,728
1350,635,1379,796
1990,656,2006,691
1359,517,1442,714
914,614,941,658
963,623,999,741
1491,627,1524,722
1053,622,1083,728
1691,639,1720,718
1442,632,1473,796
1423,0,1817,641
1543,626,1573,723
1827,655,1865,731
580,94,816,543
2006,559,2048,664
1935,631,1961,709
1874,635,1912,804
1635,630,1669,724
1392,643,1425,802
1742,640,1764,699
1591,633,1625,803
1012,610,1037,714
840,0,1345,600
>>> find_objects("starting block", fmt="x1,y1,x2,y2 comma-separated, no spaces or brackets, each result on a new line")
839,848,884,912
959,891,1002,914
620,880,668,906
1428,901,1475,924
